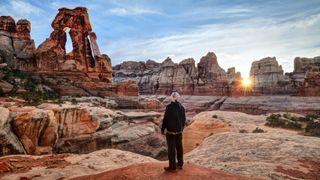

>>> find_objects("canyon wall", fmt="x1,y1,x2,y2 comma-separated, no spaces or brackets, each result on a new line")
114,55,320,96
113,52,244,96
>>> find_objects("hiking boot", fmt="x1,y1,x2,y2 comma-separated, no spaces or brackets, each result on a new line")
176,163,183,170
164,167,177,172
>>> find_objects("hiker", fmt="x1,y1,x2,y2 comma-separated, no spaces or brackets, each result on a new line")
161,92,186,172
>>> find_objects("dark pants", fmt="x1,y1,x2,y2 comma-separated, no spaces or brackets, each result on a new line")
166,133,183,170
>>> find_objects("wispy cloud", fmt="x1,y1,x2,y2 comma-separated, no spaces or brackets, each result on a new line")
103,11,320,77
0,0,43,18
108,7,162,16
221,7,253,14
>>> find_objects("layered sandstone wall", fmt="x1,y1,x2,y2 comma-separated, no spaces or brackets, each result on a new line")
113,52,234,96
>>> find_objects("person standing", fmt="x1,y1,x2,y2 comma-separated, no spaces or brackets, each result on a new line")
161,92,186,172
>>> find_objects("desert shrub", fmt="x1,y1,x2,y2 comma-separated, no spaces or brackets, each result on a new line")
283,113,291,119
0,87,4,97
305,114,320,122
252,127,265,133
212,114,218,118
286,120,303,129
20,92,42,106
305,119,320,137
239,129,248,133
71,98,78,105
301,114,320,137
265,113,302,130
265,114,282,127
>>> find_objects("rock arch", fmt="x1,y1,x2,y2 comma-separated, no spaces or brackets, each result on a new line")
36,7,112,82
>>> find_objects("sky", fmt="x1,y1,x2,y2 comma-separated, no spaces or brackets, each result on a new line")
1,0,320,78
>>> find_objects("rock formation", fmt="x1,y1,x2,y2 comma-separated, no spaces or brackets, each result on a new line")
300,71,320,96
293,56,320,96
115,55,320,96
0,8,139,97
113,52,231,95
0,97,165,158
249,56,320,95
0,107,25,156
0,16,36,71
113,60,161,94
249,57,285,94
36,7,112,82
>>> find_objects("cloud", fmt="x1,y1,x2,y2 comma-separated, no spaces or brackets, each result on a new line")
221,7,254,14
108,7,162,16
103,11,320,78
0,0,43,18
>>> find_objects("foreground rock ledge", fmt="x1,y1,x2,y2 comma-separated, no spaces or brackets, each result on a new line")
71,162,249,180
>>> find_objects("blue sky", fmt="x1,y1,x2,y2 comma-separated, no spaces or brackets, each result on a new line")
1,0,320,77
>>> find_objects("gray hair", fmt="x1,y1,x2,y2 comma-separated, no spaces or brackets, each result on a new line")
171,92,180,98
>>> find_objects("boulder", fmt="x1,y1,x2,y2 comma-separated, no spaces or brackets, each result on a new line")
0,107,25,155
12,109,58,154
37,104,98,138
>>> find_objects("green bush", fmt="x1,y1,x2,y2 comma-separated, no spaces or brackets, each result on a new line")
252,127,265,133
305,120,320,137
212,114,218,118
265,113,303,130
71,98,78,105
0,87,4,97
283,113,291,119
267,113,320,137
265,114,282,127
239,129,248,133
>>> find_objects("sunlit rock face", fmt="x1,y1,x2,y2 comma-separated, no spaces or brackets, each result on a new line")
113,52,231,96
226,67,245,96
0,16,36,71
36,7,112,82
249,57,285,94
194,52,228,95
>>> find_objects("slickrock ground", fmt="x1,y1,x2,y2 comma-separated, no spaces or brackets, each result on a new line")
1,109,320,179
72,162,249,180
0,149,159,180
184,111,320,179
182,112,229,153
159,95,320,115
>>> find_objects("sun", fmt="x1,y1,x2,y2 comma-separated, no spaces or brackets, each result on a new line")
241,78,252,88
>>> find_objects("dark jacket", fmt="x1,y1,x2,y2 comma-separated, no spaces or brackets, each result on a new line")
161,101,186,134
